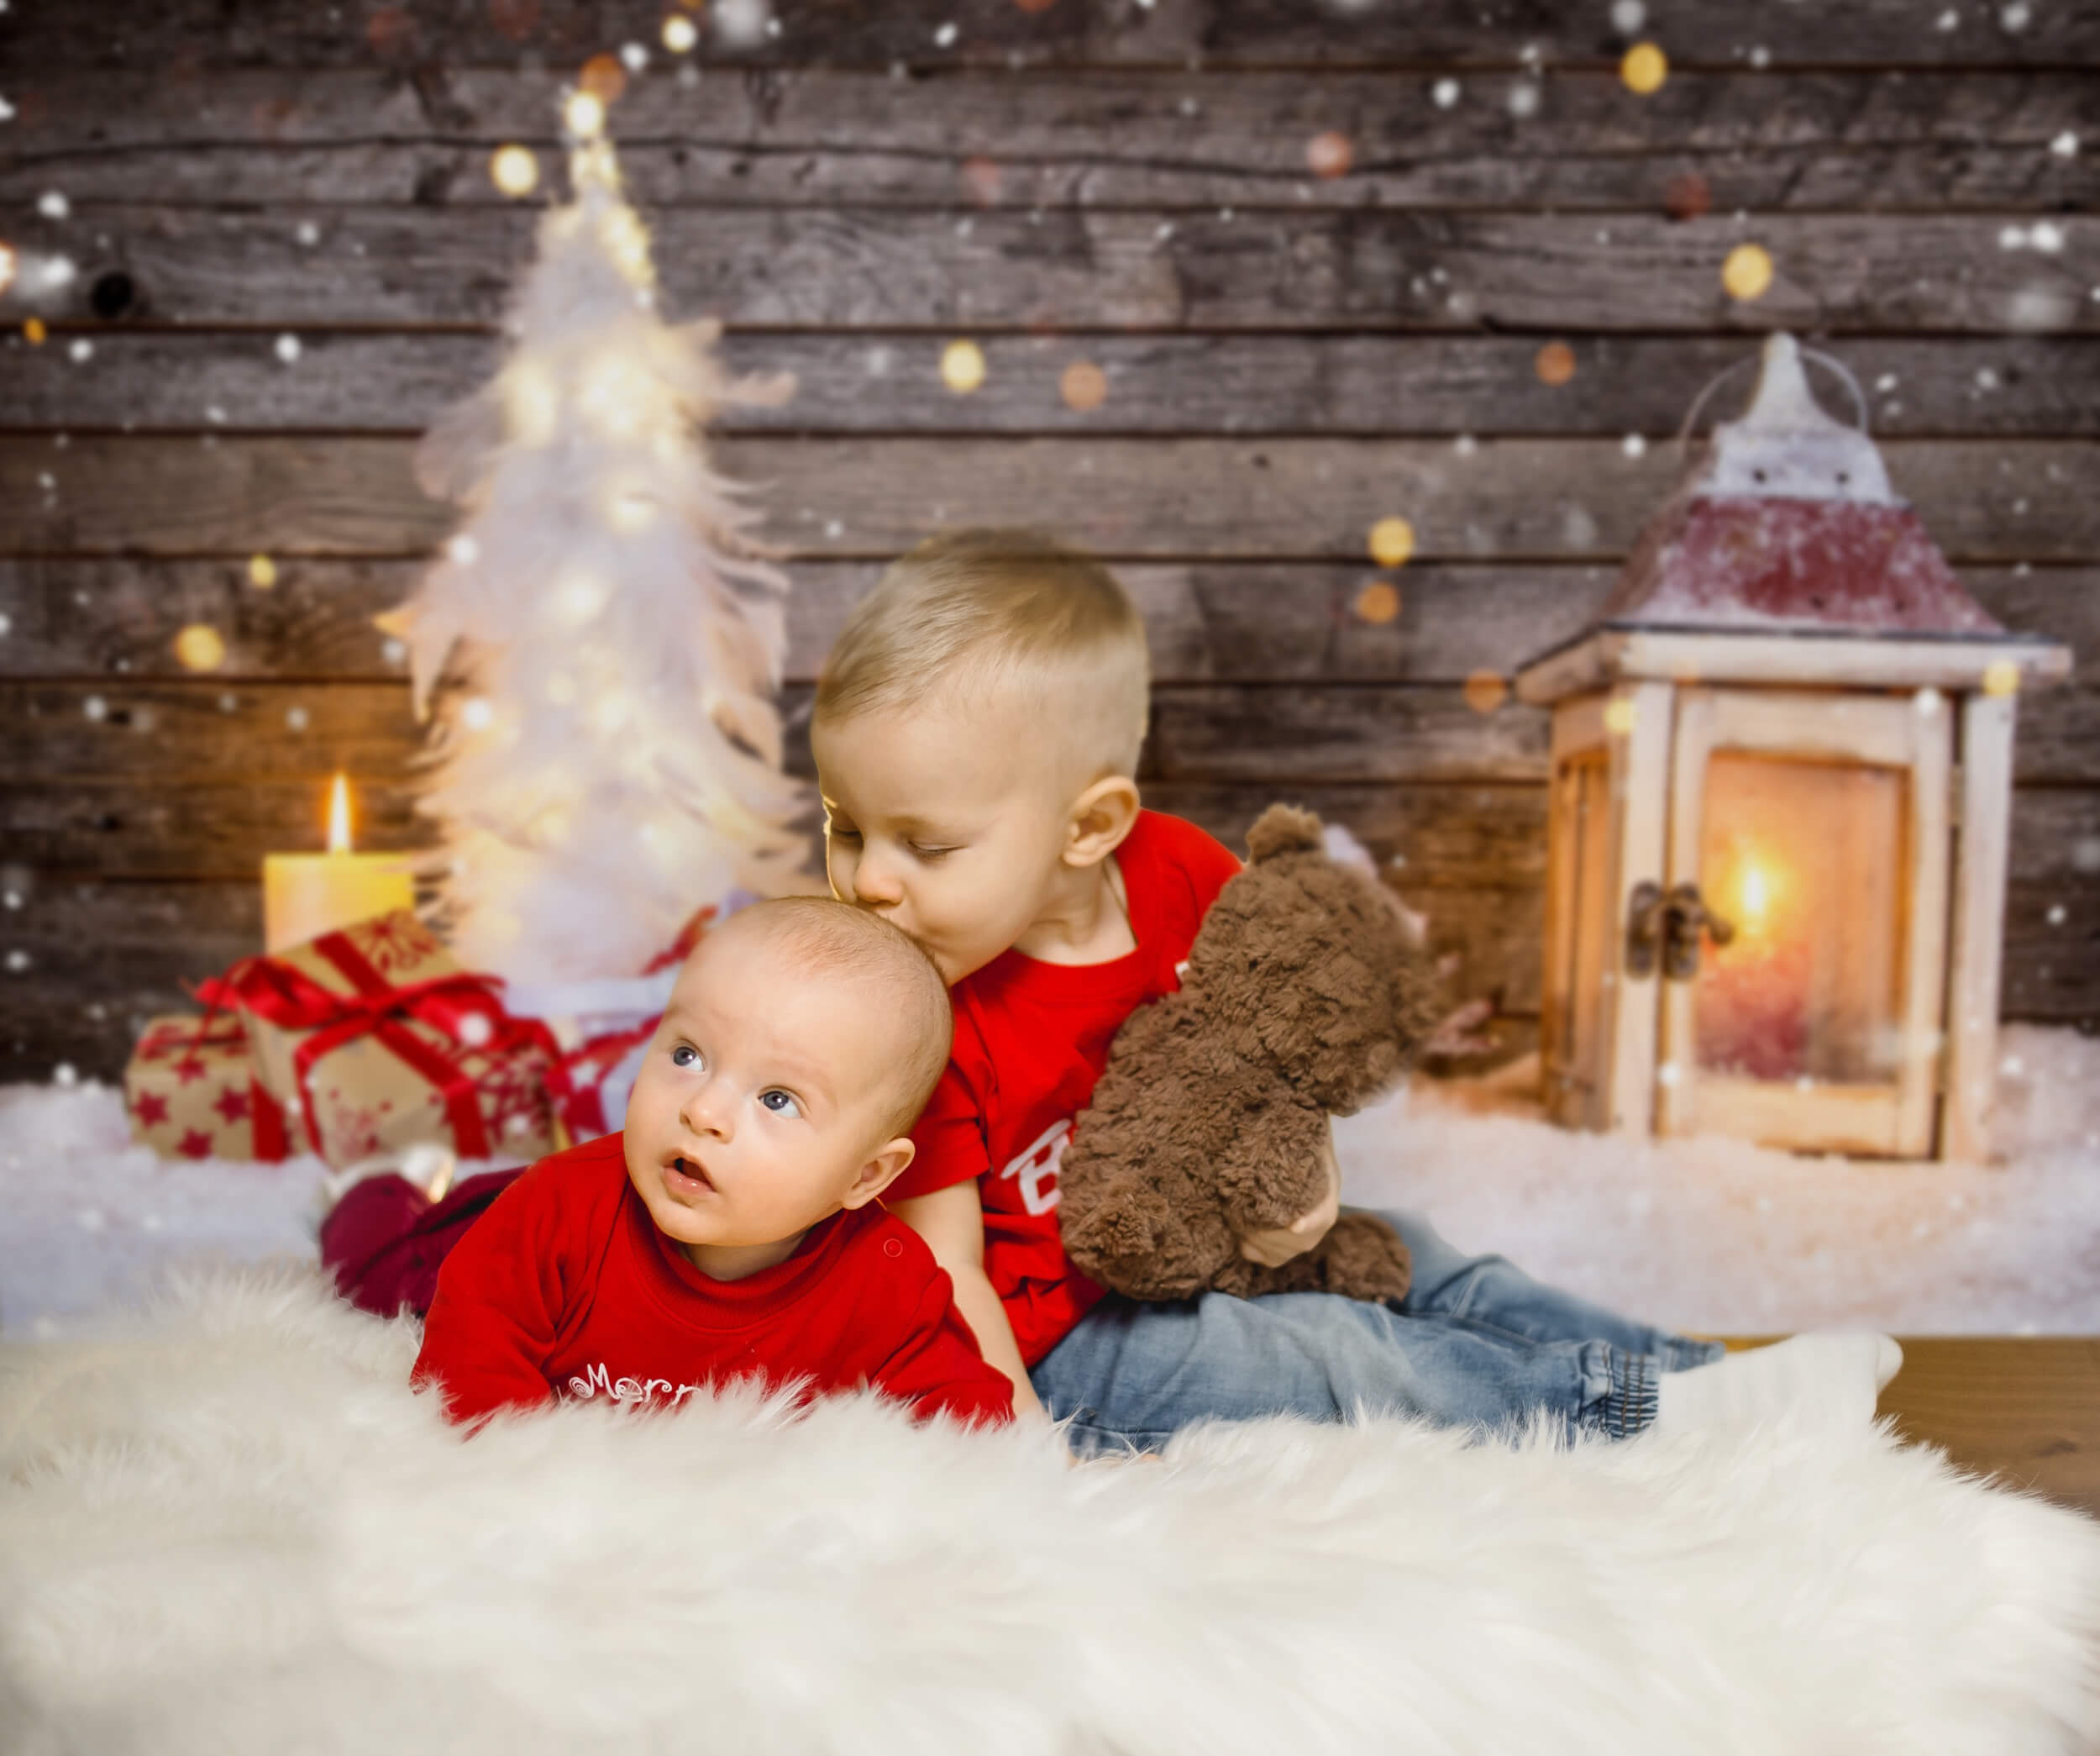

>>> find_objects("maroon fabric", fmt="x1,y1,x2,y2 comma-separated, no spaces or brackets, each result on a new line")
320,1167,524,1319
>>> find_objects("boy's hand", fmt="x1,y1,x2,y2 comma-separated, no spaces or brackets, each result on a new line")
1236,1122,1341,1267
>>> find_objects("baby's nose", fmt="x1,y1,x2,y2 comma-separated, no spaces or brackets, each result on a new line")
680,1079,733,1138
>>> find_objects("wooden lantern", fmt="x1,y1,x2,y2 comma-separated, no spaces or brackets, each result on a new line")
1514,334,2071,1160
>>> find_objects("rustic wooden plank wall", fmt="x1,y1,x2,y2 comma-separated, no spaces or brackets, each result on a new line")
3,0,2097,1080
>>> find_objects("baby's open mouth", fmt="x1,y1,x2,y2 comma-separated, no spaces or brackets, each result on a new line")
668,1154,716,1192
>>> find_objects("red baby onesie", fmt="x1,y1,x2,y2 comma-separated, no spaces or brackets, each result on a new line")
412,1132,1015,1428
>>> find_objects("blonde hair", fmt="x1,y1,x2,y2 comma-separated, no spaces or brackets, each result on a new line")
720,897,953,1136
814,528,1150,784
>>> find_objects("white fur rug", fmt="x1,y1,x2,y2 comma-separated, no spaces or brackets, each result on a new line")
3,1271,2097,1756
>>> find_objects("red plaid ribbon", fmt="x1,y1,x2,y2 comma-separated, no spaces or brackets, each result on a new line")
197,931,563,1160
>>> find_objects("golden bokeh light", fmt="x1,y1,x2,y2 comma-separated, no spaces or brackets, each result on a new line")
1059,359,1108,412
662,13,699,50
579,53,627,104
489,145,540,197
1368,516,1416,569
248,554,278,590
1604,696,1641,735
1534,340,1577,386
1982,659,2021,697
942,339,988,394
1305,131,1353,179
173,624,228,673
24,317,47,345
1722,242,1774,301
1464,670,1510,715
1620,41,1668,94
1354,581,1401,625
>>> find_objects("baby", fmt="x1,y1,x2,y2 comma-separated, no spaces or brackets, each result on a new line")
412,897,1015,1430
810,527,1902,1452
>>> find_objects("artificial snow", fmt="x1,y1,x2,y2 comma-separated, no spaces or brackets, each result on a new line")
1335,1023,2100,1337
3,1026,2095,1340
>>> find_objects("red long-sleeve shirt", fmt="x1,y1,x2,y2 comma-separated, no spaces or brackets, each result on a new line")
412,1132,1015,1429
887,811,1242,1366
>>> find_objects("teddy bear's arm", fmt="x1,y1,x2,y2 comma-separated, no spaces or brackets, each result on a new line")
1214,1092,1331,1244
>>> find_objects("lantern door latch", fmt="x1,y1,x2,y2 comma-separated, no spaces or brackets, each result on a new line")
1625,881,1736,981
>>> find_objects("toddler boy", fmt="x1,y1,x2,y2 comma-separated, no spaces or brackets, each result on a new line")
412,897,1015,1430
810,528,1901,1450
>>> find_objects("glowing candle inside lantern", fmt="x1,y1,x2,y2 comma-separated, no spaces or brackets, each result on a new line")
261,773,417,952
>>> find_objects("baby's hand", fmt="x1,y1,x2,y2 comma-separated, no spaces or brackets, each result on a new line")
1236,1122,1341,1266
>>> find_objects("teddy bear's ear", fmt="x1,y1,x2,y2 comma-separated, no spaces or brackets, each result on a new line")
1246,803,1326,864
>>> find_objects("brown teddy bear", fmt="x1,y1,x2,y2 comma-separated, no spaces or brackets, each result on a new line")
1057,804,1443,1305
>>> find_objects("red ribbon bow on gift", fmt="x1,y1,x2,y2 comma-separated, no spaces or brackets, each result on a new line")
197,931,562,1161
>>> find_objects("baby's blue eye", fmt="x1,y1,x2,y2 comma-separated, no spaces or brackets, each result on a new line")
759,1089,802,1119
670,1044,700,1069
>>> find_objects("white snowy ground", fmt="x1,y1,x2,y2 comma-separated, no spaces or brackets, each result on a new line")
2,1023,2095,1338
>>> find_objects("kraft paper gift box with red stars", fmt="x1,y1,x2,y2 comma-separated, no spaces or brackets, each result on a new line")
123,1014,291,1163
200,910,565,1173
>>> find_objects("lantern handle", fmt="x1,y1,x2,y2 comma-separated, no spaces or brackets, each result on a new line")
1674,343,1872,462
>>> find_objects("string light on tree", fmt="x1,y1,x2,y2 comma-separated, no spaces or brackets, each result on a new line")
565,89,607,138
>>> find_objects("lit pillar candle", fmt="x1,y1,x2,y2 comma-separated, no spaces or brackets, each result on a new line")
262,774,417,953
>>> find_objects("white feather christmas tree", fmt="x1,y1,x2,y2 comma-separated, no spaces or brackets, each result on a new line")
384,101,811,985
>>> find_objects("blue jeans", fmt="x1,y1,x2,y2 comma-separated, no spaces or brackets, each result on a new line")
1031,1208,1726,1457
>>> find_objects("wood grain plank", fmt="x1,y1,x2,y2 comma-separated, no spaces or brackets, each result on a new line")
1875,1338,2100,1518
4,0,2096,70
3,436,2093,563
5,556,2091,688
0,770,1554,884
14,332,2100,439
6,208,2097,332
7,67,2097,211
0,556,1625,683
14,673,2100,786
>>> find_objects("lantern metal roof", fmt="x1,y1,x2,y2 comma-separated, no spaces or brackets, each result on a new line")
1515,334,2072,704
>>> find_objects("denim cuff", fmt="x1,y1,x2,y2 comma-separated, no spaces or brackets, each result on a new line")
1593,1349,1659,1439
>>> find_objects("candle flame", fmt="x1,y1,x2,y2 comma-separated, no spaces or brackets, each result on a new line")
328,773,354,854
1740,863,1769,923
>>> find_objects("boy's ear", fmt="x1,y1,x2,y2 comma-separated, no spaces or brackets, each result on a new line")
841,1137,916,1210
1063,775,1141,870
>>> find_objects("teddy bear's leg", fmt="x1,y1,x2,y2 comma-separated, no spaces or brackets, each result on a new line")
1222,1214,1413,1305
1310,1213,1413,1305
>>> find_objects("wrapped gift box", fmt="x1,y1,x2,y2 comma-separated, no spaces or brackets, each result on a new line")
124,1013,290,1162
202,911,564,1172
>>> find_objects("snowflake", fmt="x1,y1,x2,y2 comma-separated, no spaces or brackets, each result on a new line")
349,912,432,974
